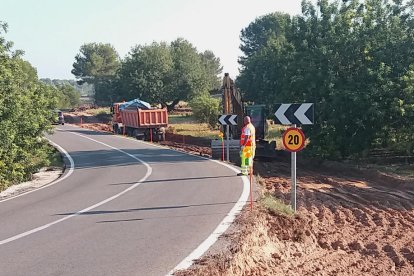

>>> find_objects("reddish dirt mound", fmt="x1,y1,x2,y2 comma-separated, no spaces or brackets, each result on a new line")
63,113,102,124
165,133,211,147
177,161,414,276
77,123,113,133
159,141,211,157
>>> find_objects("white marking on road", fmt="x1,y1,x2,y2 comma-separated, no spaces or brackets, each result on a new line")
167,161,249,275
90,126,250,274
51,125,250,274
0,132,152,246
101,125,251,274
0,140,75,203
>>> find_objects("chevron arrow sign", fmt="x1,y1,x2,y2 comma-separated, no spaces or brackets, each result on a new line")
274,103,314,125
218,114,238,125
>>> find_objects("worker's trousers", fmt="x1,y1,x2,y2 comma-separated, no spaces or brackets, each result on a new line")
240,147,254,175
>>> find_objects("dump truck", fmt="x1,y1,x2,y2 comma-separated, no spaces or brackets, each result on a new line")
111,99,168,141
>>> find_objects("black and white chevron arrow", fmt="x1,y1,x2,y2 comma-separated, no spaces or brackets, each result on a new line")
274,103,314,125
218,114,238,125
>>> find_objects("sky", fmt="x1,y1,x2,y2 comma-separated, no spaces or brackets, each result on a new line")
1,0,304,80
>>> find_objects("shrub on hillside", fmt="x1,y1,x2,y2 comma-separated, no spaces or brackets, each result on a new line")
189,95,220,128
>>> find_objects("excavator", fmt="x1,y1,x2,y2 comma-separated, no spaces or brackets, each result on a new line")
212,73,273,161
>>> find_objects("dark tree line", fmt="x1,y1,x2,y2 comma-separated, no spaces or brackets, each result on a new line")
237,0,414,159
72,39,223,110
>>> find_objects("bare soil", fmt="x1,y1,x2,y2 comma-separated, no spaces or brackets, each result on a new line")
64,112,414,275
177,161,414,276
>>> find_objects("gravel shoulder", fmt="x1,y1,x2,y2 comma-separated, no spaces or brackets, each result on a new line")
0,168,62,201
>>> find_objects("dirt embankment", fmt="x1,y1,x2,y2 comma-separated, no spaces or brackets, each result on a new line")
63,111,114,133
177,161,414,276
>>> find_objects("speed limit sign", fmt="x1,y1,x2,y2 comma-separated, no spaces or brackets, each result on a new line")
283,127,305,152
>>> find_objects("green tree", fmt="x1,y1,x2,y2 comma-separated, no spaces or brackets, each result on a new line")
239,12,292,66
0,22,58,189
56,84,81,109
189,95,220,128
238,0,414,159
116,39,223,111
72,43,120,105
169,38,210,102
200,50,223,91
117,42,174,105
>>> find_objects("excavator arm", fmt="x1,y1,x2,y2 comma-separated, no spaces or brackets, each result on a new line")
222,73,244,138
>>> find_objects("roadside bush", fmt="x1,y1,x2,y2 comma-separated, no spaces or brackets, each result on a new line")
189,94,220,128
56,84,81,109
0,22,58,190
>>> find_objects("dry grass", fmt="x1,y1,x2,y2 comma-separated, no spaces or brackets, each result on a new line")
84,107,111,116
265,123,286,150
259,193,294,216
168,114,196,124
255,174,294,216
168,114,220,139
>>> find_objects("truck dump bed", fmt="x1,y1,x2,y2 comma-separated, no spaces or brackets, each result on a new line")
120,108,168,128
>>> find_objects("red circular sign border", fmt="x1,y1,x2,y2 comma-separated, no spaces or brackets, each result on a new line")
282,127,306,152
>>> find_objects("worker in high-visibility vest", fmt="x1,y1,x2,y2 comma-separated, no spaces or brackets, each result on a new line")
238,116,256,176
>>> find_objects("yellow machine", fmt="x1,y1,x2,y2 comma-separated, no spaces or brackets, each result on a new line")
221,73,244,138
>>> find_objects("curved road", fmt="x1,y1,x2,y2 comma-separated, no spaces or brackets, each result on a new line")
0,125,247,276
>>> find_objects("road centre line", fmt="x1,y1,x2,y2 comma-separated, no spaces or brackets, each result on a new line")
71,126,250,274
0,132,152,246
2,125,250,273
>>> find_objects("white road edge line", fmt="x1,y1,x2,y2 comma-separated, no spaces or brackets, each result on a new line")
0,140,75,203
167,161,249,275
0,132,152,246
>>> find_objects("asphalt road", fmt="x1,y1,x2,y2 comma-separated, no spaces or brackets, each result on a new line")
0,125,247,276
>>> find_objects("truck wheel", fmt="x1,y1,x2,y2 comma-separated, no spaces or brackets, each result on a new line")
159,132,165,142
113,124,119,134
132,129,139,139
144,129,150,141
159,127,166,141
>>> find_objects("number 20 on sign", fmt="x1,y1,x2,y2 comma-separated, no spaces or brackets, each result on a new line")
283,127,305,152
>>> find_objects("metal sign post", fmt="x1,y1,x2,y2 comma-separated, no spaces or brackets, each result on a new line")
276,103,314,212
226,125,230,162
218,114,238,163
291,124,297,212
282,124,306,212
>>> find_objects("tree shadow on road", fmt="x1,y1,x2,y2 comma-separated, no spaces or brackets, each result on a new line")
65,147,210,171
109,175,239,186
55,201,239,216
